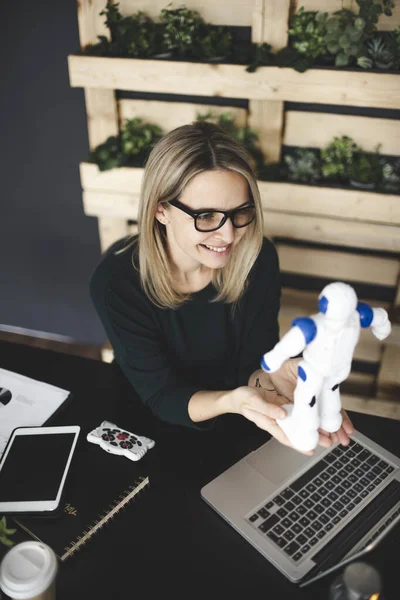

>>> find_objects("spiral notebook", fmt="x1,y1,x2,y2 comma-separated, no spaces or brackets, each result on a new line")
9,435,150,561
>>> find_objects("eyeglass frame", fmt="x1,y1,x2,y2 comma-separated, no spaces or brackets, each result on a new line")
167,198,256,232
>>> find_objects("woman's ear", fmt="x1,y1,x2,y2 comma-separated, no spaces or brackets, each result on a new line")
155,202,169,225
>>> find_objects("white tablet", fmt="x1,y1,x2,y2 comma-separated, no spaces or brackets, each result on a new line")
0,425,80,515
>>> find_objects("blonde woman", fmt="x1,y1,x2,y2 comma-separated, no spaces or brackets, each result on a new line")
90,121,353,453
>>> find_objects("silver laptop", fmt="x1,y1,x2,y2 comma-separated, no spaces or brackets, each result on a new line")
201,431,400,586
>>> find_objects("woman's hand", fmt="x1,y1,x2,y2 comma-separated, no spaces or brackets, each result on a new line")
268,358,300,402
226,386,315,455
319,409,355,446
248,359,355,451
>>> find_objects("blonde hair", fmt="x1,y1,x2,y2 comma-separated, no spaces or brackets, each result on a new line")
127,120,264,309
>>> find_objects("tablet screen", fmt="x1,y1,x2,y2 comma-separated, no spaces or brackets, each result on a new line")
0,432,76,502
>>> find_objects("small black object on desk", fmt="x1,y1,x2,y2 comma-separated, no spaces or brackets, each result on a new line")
0,340,398,600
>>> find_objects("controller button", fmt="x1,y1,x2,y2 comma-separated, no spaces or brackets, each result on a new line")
117,433,129,440
122,432,130,436
111,429,120,434
120,441,133,449
110,441,118,446
137,441,142,447
102,434,115,441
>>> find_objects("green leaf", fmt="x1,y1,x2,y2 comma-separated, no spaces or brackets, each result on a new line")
327,42,340,54
0,536,15,548
4,527,17,535
354,18,365,31
336,52,350,66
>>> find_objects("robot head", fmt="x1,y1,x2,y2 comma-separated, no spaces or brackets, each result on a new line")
318,282,358,321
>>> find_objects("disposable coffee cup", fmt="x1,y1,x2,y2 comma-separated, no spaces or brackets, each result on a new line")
0,541,58,600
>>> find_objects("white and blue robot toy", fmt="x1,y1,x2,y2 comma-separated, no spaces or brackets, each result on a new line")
261,282,392,452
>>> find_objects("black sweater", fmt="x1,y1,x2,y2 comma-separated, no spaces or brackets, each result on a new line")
90,236,281,429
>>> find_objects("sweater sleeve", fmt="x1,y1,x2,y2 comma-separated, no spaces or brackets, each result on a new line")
236,238,281,386
90,259,209,430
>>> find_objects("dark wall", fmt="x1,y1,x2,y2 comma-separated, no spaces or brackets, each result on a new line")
1,0,106,344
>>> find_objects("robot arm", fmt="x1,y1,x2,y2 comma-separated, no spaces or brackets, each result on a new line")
356,302,392,341
261,317,316,373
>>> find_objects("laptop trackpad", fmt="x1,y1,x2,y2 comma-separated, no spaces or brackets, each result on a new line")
246,439,312,485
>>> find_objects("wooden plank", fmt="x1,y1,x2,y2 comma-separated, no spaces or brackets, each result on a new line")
83,191,140,220
97,217,130,253
248,100,284,163
276,244,400,287
68,56,400,110
84,89,119,150
284,112,400,156
116,0,255,26
259,182,400,226
80,163,144,194
128,223,139,236
249,2,288,165
292,1,355,12
260,0,291,50
341,393,400,420
118,99,247,131
76,0,109,50
263,211,400,252
377,345,400,392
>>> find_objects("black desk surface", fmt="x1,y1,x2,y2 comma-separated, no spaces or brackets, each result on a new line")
0,340,399,600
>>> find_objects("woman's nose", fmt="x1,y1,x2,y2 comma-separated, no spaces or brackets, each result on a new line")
215,217,235,242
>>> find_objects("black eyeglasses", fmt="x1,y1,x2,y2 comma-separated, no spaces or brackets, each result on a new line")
168,198,256,232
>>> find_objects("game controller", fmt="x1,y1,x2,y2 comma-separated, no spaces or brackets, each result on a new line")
87,421,155,462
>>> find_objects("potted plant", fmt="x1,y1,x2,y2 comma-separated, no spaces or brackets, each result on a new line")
86,3,161,58
320,136,359,181
194,26,233,62
0,516,16,547
381,158,400,192
284,149,321,183
357,0,396,37
358,35,395,69
160,4,204,59
89,118,163,171
387,26,400,71
349,148,382,190
323,10,367,67
288,8,330,64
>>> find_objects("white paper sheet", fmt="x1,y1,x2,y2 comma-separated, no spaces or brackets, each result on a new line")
0,368,70,457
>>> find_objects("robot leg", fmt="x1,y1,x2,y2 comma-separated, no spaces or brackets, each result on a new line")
318,367,350,433
277,360,323,452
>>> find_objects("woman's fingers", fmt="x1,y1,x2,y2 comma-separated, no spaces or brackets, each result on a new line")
319,409,355,447
242,407,314,456
317,432,333,448
342,409,355,435
244,390,286,421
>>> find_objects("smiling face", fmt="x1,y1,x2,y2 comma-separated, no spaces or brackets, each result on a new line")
155,170,252,276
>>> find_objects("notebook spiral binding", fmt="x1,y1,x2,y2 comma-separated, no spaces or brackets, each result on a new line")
60,476,150,561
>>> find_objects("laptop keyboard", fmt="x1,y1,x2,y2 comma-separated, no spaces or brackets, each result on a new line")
247,438,397,563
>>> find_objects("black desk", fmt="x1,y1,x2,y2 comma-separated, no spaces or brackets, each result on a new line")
0,341,399,600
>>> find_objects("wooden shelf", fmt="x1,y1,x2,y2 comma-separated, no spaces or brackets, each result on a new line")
68,55,400,110
80,162,400,252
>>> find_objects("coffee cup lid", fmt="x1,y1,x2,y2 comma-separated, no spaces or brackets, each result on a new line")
0,541,58,599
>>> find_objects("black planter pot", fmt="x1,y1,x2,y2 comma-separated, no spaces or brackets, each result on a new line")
349,179,376,190
317,53,336,66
